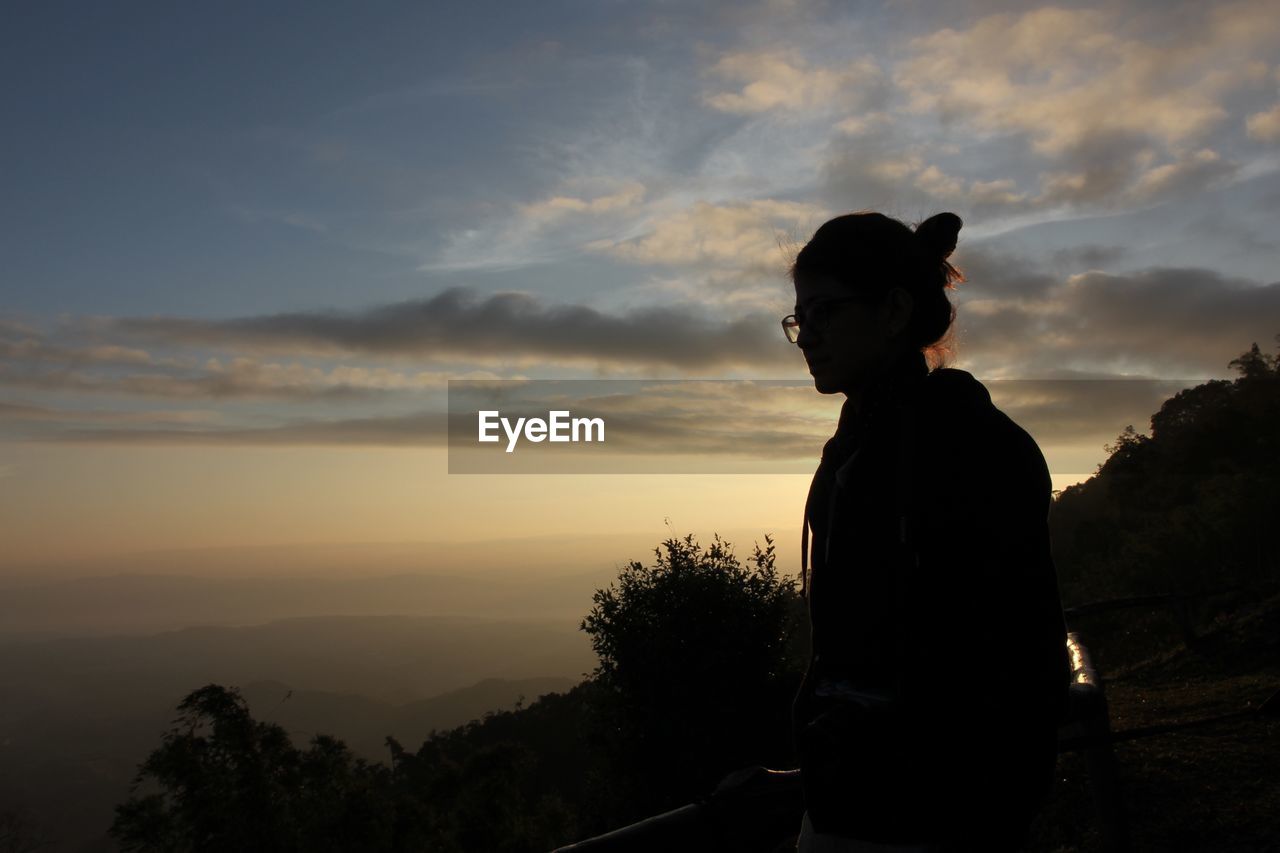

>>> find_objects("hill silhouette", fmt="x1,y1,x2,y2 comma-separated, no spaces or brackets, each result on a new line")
1053,339,1278,596
0,615,591,853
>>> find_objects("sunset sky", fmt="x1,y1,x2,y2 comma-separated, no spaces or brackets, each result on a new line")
3,0,1278,574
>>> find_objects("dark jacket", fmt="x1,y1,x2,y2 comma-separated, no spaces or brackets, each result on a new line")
793,350,1071,845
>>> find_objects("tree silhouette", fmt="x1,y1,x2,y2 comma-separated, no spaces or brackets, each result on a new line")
579,533,808,820
0,808,51,853
1052,337,1280,606
111,684,395,853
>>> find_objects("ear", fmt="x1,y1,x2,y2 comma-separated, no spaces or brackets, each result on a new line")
880,286,914,338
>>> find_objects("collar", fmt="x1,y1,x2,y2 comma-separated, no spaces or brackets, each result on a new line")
834,349,930,437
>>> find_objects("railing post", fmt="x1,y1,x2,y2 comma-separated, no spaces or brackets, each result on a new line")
1063,632,1129,852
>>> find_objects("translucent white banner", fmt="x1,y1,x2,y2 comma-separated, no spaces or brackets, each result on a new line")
447,378,1197,475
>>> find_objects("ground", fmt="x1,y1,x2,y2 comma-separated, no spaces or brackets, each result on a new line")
1029,593,1280,852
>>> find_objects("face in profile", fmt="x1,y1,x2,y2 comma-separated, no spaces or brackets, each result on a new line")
792,273,901,396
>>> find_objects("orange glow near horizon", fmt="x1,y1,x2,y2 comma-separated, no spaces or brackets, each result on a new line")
0,442,816,573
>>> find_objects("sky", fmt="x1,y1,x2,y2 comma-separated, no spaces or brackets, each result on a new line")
2,0,1279,574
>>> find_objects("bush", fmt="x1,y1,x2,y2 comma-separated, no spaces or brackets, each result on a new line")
579,533,808,818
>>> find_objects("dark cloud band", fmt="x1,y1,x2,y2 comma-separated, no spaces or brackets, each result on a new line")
109,287,783,370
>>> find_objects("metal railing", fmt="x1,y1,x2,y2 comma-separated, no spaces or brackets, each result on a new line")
552,625,1277,852
553,634,1119,852
1060,632,1127,852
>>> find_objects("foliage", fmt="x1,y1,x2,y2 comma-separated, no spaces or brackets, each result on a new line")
381,682,602,850
110,684,395,852
111,682,611,853
579,533,808,819
0,808,51,853
1051,336,1280,606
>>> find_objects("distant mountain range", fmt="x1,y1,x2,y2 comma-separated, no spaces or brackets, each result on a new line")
0,610,594,853
0,569,619,641
240,674,578,761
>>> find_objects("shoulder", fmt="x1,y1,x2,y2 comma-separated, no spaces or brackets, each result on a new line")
917,368,1036,439
912,368,1050,492
911,367,996,439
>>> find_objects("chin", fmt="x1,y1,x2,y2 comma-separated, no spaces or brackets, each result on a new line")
811,375,843,395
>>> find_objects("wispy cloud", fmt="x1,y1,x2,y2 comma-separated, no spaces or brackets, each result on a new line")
679,1,1280,230
0,338,159,368
897,5,1274,155
38,412,450,448
0,401,219,424
517,182,648,222
0,324,510,401
586,198,824,272
702,51,887,115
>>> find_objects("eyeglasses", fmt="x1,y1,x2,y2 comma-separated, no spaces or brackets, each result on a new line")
781,297,863,344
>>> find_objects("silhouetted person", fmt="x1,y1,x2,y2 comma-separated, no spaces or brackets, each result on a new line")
782,211,1072,851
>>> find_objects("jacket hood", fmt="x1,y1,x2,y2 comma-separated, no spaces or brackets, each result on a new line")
922,366,994,411
830,356,998,446
911,366,1008,451
833,351,929,436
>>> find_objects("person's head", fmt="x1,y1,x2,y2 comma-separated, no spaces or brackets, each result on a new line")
784,210,964,395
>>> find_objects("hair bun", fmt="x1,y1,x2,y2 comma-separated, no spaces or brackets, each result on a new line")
914,212,962,261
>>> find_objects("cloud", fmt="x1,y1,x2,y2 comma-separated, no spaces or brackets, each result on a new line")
834,112,893,137
966,178,1026,208
956,265,1280,377
1182,212,1280,255
818,122,1048,218
518,181,647,221
93,287,787,371
424,178,652,273
898,4,1276,156
702,51,887,115
0,400,218,425
983,377,1200,448
1047,244,1131,272
0,367,328,400
0,355,468,400
0,337,156,367
807,3,1275,218
430,180,651,274
422,2,1274,285
822,127,1242,222
819,131,938,213
1246,103,1280,142
36,412,451,448
0,398,226,444
949,244,1062,300
21,261,1272,419
587,198,825,273
1125,149,1239,205
0,400,65,421
0,323,506,399
822,135,1241,221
